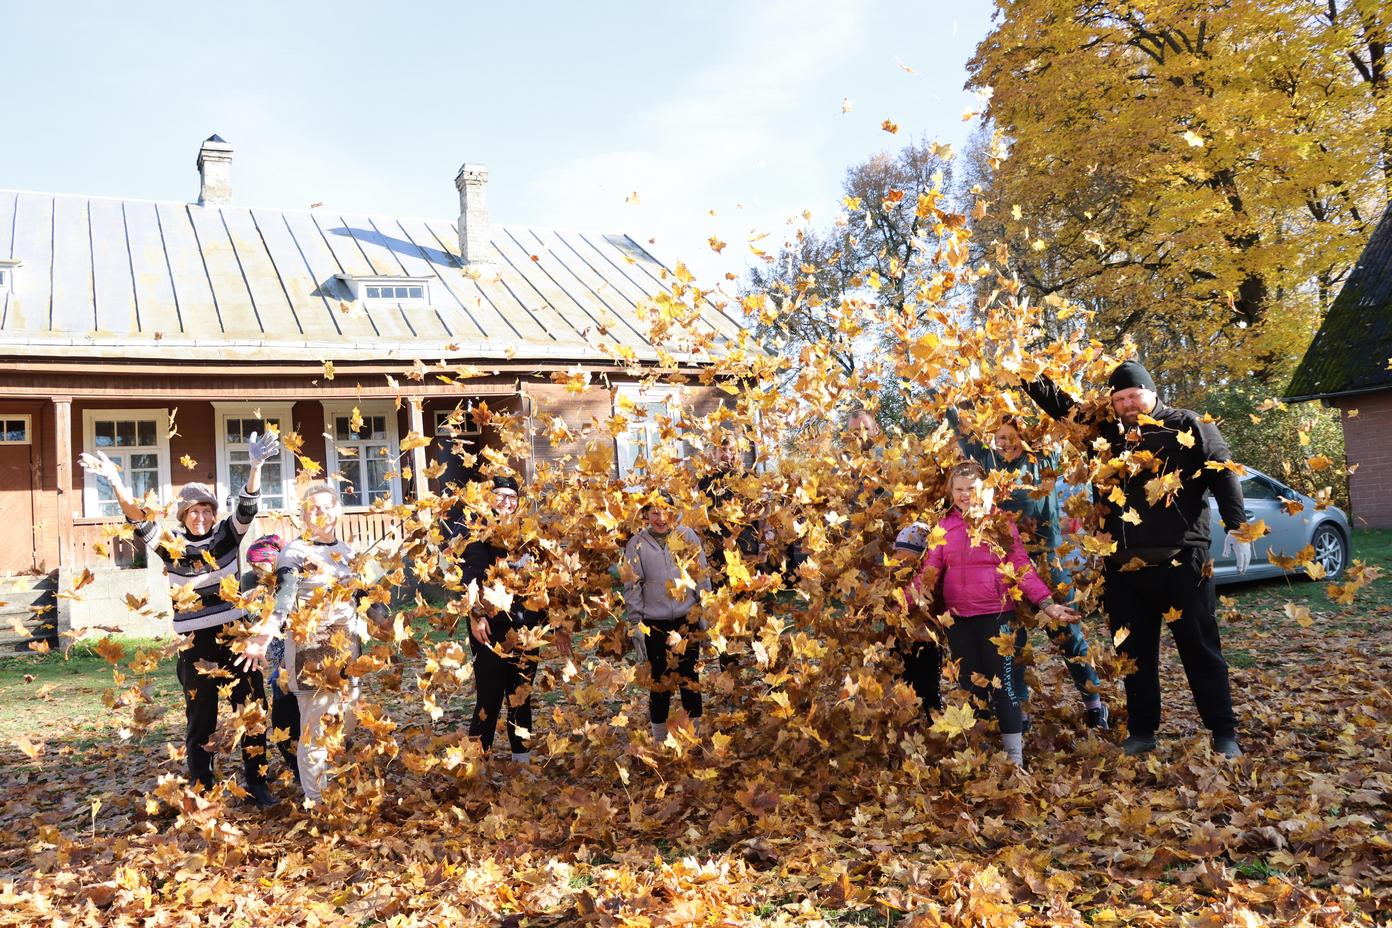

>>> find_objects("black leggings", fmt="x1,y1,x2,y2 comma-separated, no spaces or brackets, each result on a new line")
469,618,540,755
177,626,269,787
945,611,1024,735
900,640,942,714
646,617,702,724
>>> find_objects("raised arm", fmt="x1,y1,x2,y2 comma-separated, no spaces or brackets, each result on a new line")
1020,374,1080,423
236,557,302,671
77,451,148,524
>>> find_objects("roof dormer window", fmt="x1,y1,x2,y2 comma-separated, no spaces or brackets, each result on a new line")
338,274,431,305
0,259,19,295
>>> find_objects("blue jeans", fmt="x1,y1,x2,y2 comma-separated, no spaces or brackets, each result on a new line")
1012,552,1101,705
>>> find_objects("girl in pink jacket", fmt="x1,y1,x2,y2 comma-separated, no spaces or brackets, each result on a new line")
913,462,1079,765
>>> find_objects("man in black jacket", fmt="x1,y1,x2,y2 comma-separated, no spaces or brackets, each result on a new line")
1022,360,1250,758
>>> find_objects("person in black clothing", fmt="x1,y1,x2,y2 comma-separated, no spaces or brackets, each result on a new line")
459,475,547,764
697,429,761,673
1021,360,1252,758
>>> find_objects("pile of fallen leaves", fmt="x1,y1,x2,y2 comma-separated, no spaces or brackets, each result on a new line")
4,162,1391,927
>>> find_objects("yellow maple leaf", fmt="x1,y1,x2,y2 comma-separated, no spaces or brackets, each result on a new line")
1162,606,1183,623
1284,602,1313,628
1176,429,1195,448
1231,520,1269,544
930,701,977,737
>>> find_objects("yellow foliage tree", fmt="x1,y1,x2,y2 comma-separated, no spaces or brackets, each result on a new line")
967,0,1391,397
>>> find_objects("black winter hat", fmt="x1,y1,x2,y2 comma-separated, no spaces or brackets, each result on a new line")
491,475,520,493
1107,360,1156,394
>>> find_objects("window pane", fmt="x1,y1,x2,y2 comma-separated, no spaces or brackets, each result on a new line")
115,421,136,447
370,416,386,440
95,420,114,447
335,417,352,442
129,468,159,499
339,484,363,508
229,459,251,494
139,420,157,446
366,286,380,299
4,421,23,442
130,453,157,470
408,286,423,299
366,455,392,501
226,418,243,444
394,286,408,299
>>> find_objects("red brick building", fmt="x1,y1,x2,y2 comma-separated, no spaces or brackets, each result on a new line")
0,137,742,644
1287,202,1392,530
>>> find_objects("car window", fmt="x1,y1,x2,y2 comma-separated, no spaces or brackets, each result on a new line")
1240,477,1280,501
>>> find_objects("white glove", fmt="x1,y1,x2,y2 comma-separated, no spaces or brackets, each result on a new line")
1223,533,1252,574
630,624,648,663
78,450,122,486
247,430,281,465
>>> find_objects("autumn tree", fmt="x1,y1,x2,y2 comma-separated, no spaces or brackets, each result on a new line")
967,0,1392,397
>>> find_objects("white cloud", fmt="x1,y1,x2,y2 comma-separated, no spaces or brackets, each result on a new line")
521,0,870,287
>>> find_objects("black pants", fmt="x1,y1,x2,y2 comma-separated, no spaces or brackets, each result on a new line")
945,611,1024,735
646,616,702,724
267,667,301,777
1102,548,1238,739
469,616,540,755
899,640,942,714
176,625,269,788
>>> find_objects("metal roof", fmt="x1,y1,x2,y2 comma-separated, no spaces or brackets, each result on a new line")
0,189,745,364
1286,201,1392,401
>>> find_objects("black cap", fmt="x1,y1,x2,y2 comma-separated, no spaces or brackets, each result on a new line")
491,475,520,493
1107,360,1156,394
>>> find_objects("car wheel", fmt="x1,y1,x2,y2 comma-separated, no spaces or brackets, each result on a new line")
1310,524,1347,581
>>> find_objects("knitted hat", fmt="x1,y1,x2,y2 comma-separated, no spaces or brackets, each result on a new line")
1107,360,1156,394
175,483,219,522
246,534,284,565
491,474,520,495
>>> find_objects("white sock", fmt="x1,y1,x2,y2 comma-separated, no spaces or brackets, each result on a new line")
1002,732,1024,766
510,751,532,765
651,722,667,743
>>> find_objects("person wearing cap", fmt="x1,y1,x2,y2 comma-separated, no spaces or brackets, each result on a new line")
893,521,942,718
242,535,299,779
1021,360,1249,758
79,430,281,804
457,475,549,764
622,491,712,745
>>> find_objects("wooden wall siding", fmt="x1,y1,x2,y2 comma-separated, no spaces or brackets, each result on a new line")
526,383,616,471
0,371,525,401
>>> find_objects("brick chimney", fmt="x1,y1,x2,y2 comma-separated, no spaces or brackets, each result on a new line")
454,164,490,265
196,135,233,207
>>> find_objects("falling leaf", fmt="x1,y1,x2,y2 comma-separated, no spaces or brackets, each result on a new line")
322,360,336,380
841,96,853,113
881,119,899,134
180,454,197,469
1182,129,1205,147
1284,602,1314,628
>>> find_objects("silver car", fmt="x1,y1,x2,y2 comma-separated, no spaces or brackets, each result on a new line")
1208,468,1351,585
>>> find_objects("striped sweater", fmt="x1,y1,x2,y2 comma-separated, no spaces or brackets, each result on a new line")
133,487,260,634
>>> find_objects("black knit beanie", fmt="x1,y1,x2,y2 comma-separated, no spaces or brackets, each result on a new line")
491,475,520,493
1107,360,1156,394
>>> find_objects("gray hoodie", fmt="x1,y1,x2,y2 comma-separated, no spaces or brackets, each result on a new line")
622,526,711,623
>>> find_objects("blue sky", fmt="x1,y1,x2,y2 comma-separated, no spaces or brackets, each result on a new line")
2,1,994,283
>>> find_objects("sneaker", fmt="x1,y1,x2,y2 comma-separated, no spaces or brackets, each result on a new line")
1212,735,1242,759
1085,704,1110,731
245,783,280,808
1121,735,1158,756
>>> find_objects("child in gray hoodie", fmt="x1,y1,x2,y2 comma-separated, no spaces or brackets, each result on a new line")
622,494,711,743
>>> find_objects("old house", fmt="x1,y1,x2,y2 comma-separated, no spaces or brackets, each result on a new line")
1286,201,1392,530
0,136,743,645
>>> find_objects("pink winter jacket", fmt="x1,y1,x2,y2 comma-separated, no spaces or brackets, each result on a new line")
913,509,1053,617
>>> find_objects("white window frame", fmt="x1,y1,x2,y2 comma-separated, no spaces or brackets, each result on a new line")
0,414,31,445
80,408,172,519
0,259,18,295
433,405,482,437
614,385,686,478
321,401,402,509
212,403,296,512
337,274,431,306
